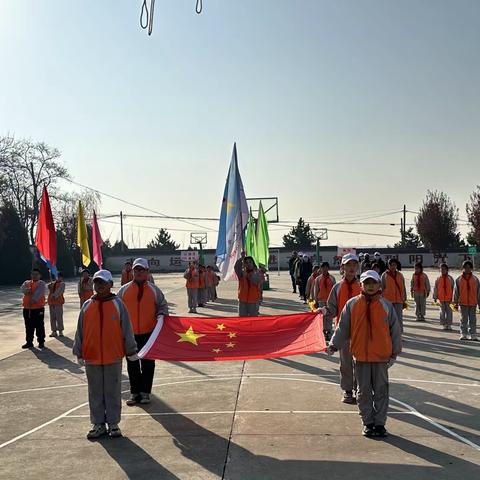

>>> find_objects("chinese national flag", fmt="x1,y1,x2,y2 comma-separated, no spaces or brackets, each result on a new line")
139,313,325,362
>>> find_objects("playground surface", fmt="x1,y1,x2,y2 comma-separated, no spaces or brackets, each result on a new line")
0,269,479,479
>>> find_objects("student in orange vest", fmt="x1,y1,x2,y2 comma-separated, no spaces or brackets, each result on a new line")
453,260,480,341
21,268,47,349
205,265,217,302
410,262,431,322
118,258,169,405
323,253,361,404
73,269,137,439
78,269,94,307
313,262,336,339
327,270,402,438
197,264,207,307
47,271,65,337
184,261,199,313
121,261,134,286
433,263,454,331
234,254,263,317
306,265,320,303
381,258,406,332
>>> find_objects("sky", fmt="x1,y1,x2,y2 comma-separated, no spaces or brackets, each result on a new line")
1,0,479,249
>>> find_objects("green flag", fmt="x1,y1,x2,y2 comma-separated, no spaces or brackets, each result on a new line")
245,213,257,261
256,202,270,268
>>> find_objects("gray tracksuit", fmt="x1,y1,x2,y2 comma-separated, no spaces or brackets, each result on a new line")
410,273,431,321
453,274,480,338
433,275,454,327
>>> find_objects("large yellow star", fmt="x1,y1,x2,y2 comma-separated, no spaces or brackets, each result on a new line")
176,326,206,346
216,323,226,331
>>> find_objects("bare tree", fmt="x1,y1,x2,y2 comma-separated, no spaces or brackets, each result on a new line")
0,136,70,242
466,186,480,245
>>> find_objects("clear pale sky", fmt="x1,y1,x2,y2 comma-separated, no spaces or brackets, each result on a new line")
1,0,479,249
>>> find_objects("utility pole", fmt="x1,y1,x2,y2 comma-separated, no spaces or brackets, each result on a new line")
403,205,407,245
400,218,404,246
120,211,125,252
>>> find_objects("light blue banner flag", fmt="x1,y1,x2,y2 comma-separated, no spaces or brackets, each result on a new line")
215,143,249,280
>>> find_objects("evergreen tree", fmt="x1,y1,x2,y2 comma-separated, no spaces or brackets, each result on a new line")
282,218,316,250
147,228,180,252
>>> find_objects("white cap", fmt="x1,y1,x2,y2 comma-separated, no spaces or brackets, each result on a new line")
360,270,381,283
133,258,149,270
341,253,359,265
374,252,381,257
93,269,113,283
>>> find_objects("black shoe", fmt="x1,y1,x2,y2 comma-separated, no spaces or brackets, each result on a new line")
22,343,34,349
362,424,375,437
374,425,388,437
342,391,357,405
38,343,45,349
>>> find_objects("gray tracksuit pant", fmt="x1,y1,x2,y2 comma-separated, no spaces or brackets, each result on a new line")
187,288,198,310
414,293,427,320
239,302,259,317
318,301,333,332
355,361,389,426
339,344,356,392
198,288,207,305
49,304,64,332
85,362,122,425
392,303,404,332
439,301,453,326
460,305,477,336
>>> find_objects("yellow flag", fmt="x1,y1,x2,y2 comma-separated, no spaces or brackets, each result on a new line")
77,201,91,267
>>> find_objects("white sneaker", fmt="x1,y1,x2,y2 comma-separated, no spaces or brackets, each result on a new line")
460,334,468,340
108,424,122,438
87,423,107,439
139,393,151,404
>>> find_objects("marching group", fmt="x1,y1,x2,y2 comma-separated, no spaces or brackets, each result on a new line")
285,250,479,437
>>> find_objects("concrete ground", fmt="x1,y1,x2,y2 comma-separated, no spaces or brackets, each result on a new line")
0,269,479,479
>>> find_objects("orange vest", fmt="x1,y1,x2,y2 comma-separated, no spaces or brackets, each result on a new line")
186,269,200,289
436,275,453,302
412,273,426,293
79,279,94,303
458,274,478,306
349,295,393,362
238,274,261,304
23,280,45,309
317,274,335,302
198,271,206,289
121,270,133,286
206,270,216,286
48,281,65,305
120,281,158,334
336,278,361,322
81,297,125,365
383,271,405,304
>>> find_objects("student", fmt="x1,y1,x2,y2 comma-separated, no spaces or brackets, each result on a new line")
433,263,454,331
313,262,336,339
453,260,480,341
197,265,207,307
328,270,402,438
20,269,47,349
288,251,299,293
121,261,133,286
184,261,199,313
324,253,361,404
371,262,381,275
78,269,94,307
234,255,263,317
206,265,217,302
48,272,65,337
410,262,431,322
360,253,372,273
306,265,320,303
73,270,138,439
381,258,407,332
373,252,387,274
118,258,169,405
258,266,267,302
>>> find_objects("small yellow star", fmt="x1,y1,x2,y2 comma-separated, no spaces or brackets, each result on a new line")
226,342,235,348
212,348,221,354
216,323,226,331
176,326,206,346
228,332,236,338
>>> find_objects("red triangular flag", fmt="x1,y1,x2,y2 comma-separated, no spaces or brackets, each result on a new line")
92,210,104,268
35,186,57,274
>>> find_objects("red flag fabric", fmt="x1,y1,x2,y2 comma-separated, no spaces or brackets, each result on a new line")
35,186,57,274
91,210,104,268
139,312,325,362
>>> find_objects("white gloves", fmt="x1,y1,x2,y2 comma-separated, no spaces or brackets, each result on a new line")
127,354,140,362
77,357,85,366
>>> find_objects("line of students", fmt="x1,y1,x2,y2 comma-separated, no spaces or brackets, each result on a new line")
184,262,219,313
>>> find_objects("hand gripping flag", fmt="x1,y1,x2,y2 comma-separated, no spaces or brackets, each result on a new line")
35,186,58,276
138,312,325,362
215,143,249,281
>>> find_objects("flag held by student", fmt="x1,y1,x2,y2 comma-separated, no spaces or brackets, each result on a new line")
77,201,91,267
35,186,58,276
215,143,249,281
138,312,325,362
91,210,104,268
256,201,270,268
